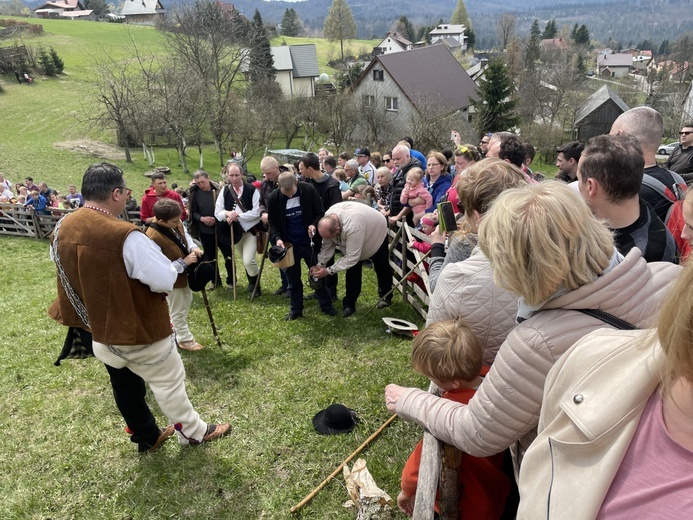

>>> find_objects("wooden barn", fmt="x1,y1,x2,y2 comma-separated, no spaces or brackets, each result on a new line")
573,85,629,141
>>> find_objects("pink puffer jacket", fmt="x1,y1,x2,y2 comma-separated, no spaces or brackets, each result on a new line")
426,247,518,365
397,249,680,473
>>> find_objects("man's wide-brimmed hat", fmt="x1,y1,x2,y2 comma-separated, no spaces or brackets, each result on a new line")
313,404,360,435
269,245,294,268
187,260,216,292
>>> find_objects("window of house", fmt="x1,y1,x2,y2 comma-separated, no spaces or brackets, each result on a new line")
386,96,398,111
363,95,374,107
373,69,384,81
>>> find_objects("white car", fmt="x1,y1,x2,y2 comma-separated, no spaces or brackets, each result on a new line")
658,142,679,155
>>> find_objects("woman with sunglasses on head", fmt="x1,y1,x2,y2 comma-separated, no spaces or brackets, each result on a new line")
444,145,481,215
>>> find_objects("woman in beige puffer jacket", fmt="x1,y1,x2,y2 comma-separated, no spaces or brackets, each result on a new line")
386,182,681,475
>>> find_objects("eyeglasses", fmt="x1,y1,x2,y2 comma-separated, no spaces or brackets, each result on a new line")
384,159,391,163
680,131,692,136
116,186,132,196
480,140,490,145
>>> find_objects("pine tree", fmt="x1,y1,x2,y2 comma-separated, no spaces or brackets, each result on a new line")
323,0,356,64
39,47,56,76
575,25,590,45
49,46,64,74
525,19,541,67
466,28,475,49
395,16,416,43
658,39,670,57
450,0,472,31
571,23,578,41
542,19,557,39
576,53,586,74
472,58,519,134
247,10,281,102
280,8,302,37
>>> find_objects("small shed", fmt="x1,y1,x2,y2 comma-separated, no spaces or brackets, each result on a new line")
573,85,629,141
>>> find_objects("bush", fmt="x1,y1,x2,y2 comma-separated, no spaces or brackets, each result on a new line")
38,46,56,76
49,46,64,74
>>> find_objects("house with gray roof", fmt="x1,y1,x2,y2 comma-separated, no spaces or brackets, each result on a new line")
428,24,467,50
574,85,629,141
350,44,478,144
597,52,632,78
121,0,165,25
373,32,413,56
270,43,319,98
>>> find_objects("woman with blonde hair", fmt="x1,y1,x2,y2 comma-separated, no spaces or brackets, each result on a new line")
386,181,681,478
428,158,525,294
519,256,693,519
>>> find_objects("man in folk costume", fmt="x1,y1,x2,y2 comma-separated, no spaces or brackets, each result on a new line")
48,163,229,452
214,162,263,294
187,169,222,287
146,199,205,352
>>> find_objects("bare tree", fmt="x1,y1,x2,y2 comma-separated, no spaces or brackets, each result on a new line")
317,92,358,153
496,14,516,51
158,0,249,166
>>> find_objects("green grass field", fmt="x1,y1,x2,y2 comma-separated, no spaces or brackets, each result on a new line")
0,18,422,519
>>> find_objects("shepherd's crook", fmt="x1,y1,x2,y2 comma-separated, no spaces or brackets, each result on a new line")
289,414,398,514
201,288,222,349
229,224,237,301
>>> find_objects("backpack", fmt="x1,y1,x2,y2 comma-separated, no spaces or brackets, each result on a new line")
642,171,689,259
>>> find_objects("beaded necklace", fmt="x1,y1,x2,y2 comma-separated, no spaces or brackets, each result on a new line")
83,204,114,217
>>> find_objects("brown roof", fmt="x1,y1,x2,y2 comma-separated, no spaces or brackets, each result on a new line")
387,31,412,48
355,45,478,111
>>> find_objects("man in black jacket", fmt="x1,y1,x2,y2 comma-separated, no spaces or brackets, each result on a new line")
260,156,290,296
187,170,221,287
664,122,693,183
300,152,342,301
267,172,337,320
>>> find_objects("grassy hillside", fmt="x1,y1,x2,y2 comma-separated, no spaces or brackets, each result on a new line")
0,19,422,520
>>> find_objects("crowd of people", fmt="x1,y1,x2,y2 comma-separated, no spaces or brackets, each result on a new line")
0,174,86,214
7,106,693,516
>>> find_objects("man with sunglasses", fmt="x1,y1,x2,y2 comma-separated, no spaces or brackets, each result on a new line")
664,123,693,182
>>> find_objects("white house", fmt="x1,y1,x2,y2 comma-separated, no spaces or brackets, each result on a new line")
597,52,632,78
428,24,467,50
373,32,413,56
683,79,693,122
120,0,165,25
270,44,319,98
350,45,477,141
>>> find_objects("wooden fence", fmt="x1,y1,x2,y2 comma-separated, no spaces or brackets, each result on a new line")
0,203,143,239
388,221,431,320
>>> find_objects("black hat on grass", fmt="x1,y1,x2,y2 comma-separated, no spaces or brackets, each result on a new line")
313,404,359,435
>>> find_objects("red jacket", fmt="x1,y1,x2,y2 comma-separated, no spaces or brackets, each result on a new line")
400,367,510,519
140,188,187,222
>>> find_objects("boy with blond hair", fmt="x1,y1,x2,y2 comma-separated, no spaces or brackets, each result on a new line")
397,319,510,519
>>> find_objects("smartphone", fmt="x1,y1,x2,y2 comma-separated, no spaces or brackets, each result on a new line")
438,201,457,233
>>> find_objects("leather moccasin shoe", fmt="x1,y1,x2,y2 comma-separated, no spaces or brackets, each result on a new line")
342,307,355,318
139,424,175,453
178,340,204,351
285,311,303,321
202,423,230,443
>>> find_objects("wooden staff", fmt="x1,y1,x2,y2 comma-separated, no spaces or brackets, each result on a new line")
229,224,237,301
290,414,398,514
200,288,222,349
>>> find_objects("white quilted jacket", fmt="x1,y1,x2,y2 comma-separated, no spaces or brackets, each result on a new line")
427,247,518,365
397,249,680,473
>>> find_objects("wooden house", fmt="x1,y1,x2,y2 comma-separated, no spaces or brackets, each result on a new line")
574,85,629,141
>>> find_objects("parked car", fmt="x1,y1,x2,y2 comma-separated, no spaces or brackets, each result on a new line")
658,142,679,155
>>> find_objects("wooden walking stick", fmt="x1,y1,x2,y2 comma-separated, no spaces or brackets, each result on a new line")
201,288,222,349
251,233,270,301
229,224,237,301
290,414,398,514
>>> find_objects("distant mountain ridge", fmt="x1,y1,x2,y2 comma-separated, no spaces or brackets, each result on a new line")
21,0,693,46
